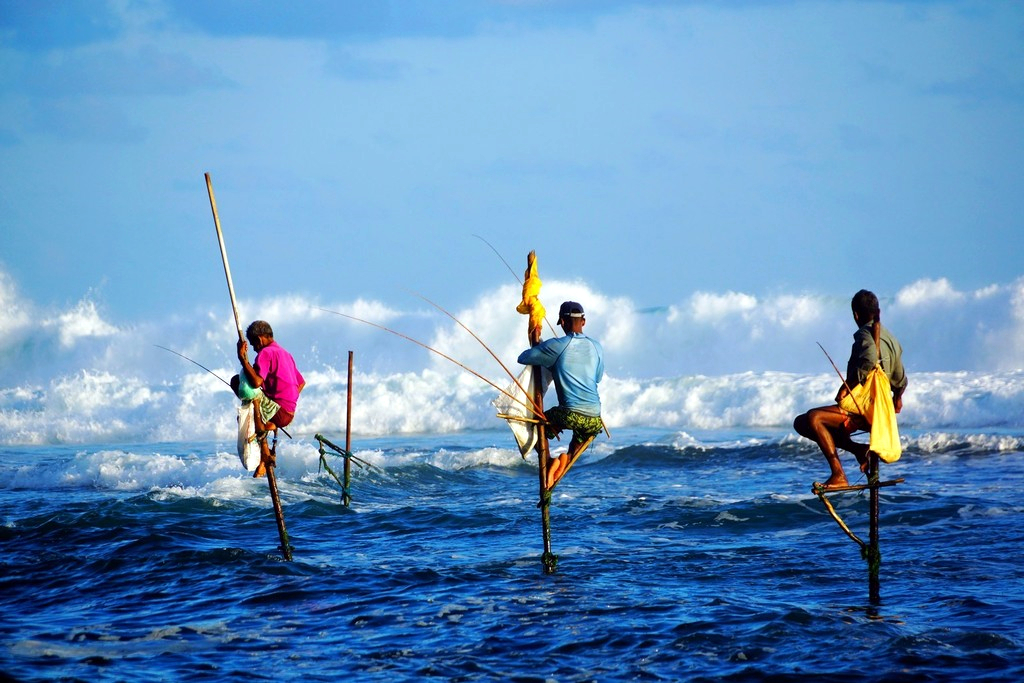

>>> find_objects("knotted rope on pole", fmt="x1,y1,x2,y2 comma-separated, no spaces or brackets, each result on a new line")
812,477,903,562
315,433,375,503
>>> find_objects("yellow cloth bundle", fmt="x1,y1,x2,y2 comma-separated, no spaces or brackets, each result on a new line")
839,365,902,463
516,251,546,337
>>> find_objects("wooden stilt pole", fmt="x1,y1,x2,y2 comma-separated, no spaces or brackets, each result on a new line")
515,250,557,573
265,452,292,561
813,459,900,604
535,366,556,574
343,350,354,508
868,452,881,604
205,172,291,561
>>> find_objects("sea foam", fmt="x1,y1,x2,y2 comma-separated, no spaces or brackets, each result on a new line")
1,267,1023,444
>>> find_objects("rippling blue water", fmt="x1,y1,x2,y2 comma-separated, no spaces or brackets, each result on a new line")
2,428,1023,681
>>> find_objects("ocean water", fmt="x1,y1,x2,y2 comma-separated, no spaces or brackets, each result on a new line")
2,426,1023,682
3,272,1024,680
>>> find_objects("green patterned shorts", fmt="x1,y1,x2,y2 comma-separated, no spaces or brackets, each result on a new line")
545,406,604,441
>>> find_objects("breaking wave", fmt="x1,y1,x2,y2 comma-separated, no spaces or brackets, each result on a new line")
1,266,1023,445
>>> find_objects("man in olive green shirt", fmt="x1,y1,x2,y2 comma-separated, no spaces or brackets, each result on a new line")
794,290,907,488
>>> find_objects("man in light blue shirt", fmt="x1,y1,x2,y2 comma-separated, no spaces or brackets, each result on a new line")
518,301,604,488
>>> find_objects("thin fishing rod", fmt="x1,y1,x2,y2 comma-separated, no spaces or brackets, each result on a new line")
317,307,541,415
156,345,232,388
156,344,292,438
817,342,867,421
473,234,521,283
410,291,547,418
473,234,558,338
407,290,534,401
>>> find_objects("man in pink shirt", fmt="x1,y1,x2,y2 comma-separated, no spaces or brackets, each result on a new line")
237,320,305,474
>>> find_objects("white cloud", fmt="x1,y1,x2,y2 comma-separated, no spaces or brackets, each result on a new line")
895,278,965,308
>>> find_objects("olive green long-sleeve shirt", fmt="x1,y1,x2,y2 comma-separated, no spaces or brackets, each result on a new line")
846,322,907,392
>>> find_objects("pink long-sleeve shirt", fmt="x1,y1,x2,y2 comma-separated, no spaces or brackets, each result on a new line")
254,341,304,413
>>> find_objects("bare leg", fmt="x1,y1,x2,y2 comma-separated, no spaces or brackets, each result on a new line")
794,405,856,487
538,426,564,489
547,434,591,489
252,400,277,478
253,438,271,478
261,421,278,466
834,431,870,473
546,454,566,489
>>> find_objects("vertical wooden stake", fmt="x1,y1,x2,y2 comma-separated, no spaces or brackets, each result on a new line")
868,452,881,603
343,350,354,508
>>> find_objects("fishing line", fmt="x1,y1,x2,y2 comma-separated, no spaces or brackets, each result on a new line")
473,234,559,338
155,344,294,440
155,345,231,388
408,291,530,393
472,234,521,283
816,342,866,418
317,306,542,415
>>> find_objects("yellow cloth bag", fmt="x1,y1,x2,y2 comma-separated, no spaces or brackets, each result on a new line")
516,252,546,336
839,365,902,463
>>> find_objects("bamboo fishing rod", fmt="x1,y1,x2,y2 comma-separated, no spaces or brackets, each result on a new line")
205,172,292,562
473,235,561,339
155,345,231,388
408,291,545,416
156,344,293,441
816,342,867,421
317,307,544,418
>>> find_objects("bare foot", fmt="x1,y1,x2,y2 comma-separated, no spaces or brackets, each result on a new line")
821,474,849,489
546,456,565,489
255,441,275,478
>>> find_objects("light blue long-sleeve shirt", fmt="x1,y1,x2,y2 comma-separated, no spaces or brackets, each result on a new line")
518,333,604,417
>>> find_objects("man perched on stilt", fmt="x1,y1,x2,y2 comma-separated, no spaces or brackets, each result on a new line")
518,301,605,489
237,320,306,477
794,290,908,489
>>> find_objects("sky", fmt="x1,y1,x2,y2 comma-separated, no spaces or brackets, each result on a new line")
0,0,1022,326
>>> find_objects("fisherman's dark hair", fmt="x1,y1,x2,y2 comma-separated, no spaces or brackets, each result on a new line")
246,320,274,340
851,290,880,323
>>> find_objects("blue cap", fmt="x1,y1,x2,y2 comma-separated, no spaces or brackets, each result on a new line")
559,301,584,318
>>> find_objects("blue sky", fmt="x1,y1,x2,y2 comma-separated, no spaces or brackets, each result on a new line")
1,0,1022,324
